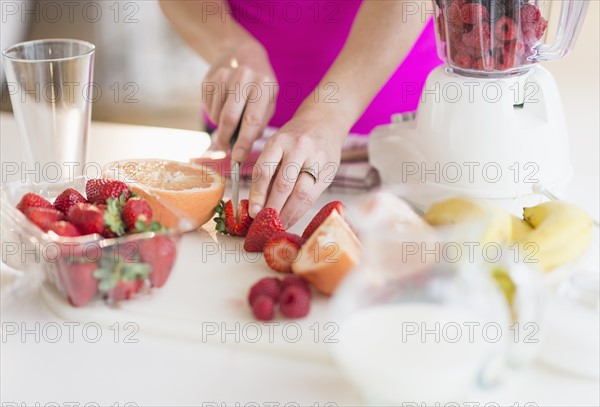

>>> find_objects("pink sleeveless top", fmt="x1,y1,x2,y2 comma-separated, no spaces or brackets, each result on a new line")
227,0,442,135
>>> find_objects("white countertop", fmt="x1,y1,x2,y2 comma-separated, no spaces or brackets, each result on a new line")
1,102,598,405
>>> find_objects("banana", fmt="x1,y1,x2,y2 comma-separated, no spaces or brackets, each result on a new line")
511,215,533,242
423,197,512,245
518,201,593,271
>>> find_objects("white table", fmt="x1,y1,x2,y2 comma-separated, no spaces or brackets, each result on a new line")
1,108,598,406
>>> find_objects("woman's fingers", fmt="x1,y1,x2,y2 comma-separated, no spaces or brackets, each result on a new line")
279,164,327,228
231,82,271,162
264,152,305,216
248,141,284,217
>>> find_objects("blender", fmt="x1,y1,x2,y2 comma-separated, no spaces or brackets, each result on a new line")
369,0,589,213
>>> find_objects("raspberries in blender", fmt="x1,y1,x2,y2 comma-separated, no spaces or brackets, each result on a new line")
437,0,548,72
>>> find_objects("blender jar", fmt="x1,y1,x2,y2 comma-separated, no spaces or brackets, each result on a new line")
434,0,589,76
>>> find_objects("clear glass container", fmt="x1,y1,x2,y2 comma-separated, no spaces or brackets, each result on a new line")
434,0,589,77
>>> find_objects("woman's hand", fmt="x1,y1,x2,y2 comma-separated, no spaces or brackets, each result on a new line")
203,42,277,163
248,108,349,228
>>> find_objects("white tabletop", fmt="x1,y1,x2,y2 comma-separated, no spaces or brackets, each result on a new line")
1,107,598,405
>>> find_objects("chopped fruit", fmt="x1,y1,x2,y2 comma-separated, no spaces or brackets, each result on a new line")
48,221,81,237
302,201,346,240
85,178,130,204
292,210,362,295
251,295,275,321
494,16,518,41
263,232,305,273
53,188,86,215
281,275,312,298
495,47,517,71
279,286,310,319
104,159,225,229
214,199,253,237
67,203,105,235
248,277,282,306
462,23,490,49
454,51,473,69
461,3,487,24
244,208,285,252
16,192,52,213
474,55,495,71
138,235,177,288
58,261,98,307
95,254,151,301
25,207,64,231
122,197,153,231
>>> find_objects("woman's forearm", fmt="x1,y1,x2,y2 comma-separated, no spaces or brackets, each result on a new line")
296,0,426,134
159,0,263,63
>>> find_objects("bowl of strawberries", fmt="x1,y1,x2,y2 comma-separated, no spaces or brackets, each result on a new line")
0,176,190,307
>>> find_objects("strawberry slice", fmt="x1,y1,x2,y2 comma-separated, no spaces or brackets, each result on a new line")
243,207,285,252
67,203,104,235
214,199,253,237
16,192,52,213
58,261,98,307
85,179,130,204
263,232,305,273
138,234,177,288
53,188,87,215
302,201,346,239
25,207,64,231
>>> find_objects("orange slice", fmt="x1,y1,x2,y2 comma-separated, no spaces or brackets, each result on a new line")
104,159,225,230
292,210,362,295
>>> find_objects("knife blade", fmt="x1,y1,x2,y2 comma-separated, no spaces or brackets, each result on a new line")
230,106,246,221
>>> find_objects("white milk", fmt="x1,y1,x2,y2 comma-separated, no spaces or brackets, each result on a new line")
333,303,504,405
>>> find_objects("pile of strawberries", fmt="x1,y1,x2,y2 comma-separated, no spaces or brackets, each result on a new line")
215,199,346,320
436,0,548,71
16,179,176,307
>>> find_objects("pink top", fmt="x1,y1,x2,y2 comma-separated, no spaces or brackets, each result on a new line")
226,0,442,135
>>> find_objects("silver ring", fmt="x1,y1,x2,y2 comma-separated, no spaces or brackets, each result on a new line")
300,167,318,184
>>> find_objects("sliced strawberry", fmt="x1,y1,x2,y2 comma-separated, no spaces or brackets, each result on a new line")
67,203,104,235
138,234,177,288
25,207,64,231
243,207,285,252
16,192,52,213
85,178,130,204
214,199,253,237
58,261,98,307
53,188,87,215
301,201,346,240
122,197,153,231
48,221,81,237
263,232,305,273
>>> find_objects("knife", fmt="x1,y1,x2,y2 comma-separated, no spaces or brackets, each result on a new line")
230,106,245,221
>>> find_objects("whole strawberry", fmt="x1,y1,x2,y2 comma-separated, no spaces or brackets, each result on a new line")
16,192,52,213
95,255,151,302
53,188,87,215
85,179,130,204
58,261,98,307
138,234,177,288
25,207,64,231
243,208,285,252
122,197,153,231
68,203,104,235
214,199,253,237
302,201,346,239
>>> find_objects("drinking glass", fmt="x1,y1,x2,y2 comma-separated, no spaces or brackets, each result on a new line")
2,39,95,179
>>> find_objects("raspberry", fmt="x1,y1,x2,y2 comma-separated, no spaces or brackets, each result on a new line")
474,55,494,71
248,277,281,306
461,3,487,24
445,3,464,28
453,52,473,69
281,275,312,298
494,47,517,71
494,16,518,41
462,23,491,54
522,17,548,41
279,286,310,319
251,295,275,321
520,4,542,25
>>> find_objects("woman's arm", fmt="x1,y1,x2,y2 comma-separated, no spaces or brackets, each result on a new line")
249,1,426,225
160,0,277,159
